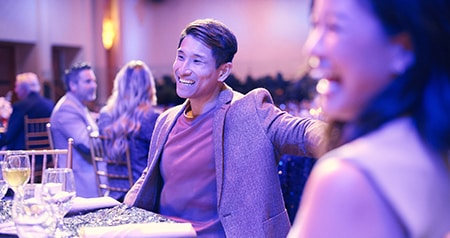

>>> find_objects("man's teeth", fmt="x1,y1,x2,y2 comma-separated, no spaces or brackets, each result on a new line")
179,78,194,85
316,78,340,95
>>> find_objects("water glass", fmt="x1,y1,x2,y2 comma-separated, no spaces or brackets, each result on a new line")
11,184,55,238
41,168,76,237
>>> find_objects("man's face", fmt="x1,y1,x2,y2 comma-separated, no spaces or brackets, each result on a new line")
172,35,224,104
71,69,97,103
14,82,27,100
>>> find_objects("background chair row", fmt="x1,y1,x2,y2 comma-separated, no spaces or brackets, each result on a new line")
23,116,133,197
0,116,73,184
0,138,73,184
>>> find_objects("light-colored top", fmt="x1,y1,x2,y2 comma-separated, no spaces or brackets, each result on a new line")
160,106,224,237
50,92,98,198
290,117,450,238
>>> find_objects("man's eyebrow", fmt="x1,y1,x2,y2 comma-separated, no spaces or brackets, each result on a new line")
177,49,207,59
193,53,207,59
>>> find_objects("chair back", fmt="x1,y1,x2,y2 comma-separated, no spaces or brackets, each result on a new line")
46,122,55,149
24,116,52,150
0,138,74,184
46,122,73,168
88,127,133,197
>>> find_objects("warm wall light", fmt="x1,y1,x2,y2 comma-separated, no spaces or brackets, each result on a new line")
102,18,115,50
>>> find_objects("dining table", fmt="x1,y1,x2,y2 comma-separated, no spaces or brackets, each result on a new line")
0,196,195,237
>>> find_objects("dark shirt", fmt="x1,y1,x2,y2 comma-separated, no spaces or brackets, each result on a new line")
98,108,160,200
0,92,54,150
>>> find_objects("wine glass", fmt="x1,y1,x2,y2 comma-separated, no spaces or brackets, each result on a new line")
1,151,31,193
11,184,56,237
41,168,76,237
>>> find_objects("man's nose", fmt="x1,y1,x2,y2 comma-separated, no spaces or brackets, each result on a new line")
179,61,193,75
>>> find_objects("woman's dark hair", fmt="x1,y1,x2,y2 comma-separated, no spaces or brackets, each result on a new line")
178,19,238,68
324,0,450,157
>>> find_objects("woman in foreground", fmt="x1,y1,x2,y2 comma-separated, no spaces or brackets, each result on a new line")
288,0,450,237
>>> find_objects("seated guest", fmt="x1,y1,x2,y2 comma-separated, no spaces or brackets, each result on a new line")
98,60,161,201
288,0,450,237
0,72,54,150
124,19,325,237
50,62,99,198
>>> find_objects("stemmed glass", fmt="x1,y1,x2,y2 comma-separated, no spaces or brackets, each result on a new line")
1,151,31,193
0,161,8,200
41,168,76,237
11,184,55,237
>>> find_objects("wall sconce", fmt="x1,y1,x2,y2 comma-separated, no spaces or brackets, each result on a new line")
102,18,115,50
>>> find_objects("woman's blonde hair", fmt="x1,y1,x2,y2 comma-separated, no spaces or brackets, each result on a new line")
101,60,157,159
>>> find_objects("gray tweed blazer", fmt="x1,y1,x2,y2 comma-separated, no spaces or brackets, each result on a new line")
124,85,324,237
50,92,98,198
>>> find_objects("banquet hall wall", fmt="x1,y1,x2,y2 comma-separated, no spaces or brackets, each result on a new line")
0,0,311,106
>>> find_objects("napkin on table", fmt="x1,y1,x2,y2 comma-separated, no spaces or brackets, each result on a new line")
69,196,121,215
79,222,197,238
0,221,16,235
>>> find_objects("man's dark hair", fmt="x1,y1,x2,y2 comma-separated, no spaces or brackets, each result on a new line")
178,19,238,68
64,62,92,91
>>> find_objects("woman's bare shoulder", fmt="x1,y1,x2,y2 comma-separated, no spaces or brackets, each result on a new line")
291,158,404,238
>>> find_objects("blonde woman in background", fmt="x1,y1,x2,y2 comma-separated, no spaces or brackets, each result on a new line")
98,60,161,201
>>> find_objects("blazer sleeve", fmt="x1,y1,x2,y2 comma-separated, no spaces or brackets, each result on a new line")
52,104,91,155
249,88,326,158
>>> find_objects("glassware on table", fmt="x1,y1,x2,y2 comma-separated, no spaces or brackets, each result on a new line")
11,184,56,238
0,161,8,200
1,151,31,192
41,168,76,237
0,161,9,215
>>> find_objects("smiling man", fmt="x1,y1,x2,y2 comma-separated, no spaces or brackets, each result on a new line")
50,62,99,198
124,19,325,237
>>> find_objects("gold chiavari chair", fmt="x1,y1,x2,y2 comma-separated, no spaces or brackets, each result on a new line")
24,116,52,150
88,127,133,197
0,138,74,184
46,122,55,150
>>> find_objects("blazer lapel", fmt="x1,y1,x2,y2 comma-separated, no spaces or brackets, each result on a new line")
213,85,234,207
134,102,187,209
150,102,187,172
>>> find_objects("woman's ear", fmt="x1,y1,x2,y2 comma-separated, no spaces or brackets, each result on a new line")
391,33,415,75
218,62,232,82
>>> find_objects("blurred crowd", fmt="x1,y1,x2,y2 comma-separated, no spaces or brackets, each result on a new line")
154,72,319,117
